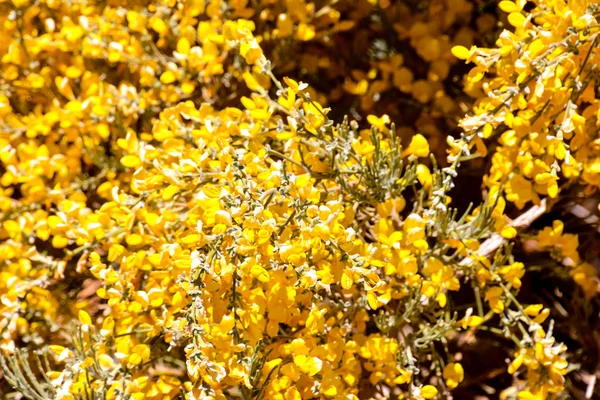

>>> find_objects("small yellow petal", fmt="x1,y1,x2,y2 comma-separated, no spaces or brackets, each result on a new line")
421,385,438,399
160,70,177,84
182,234,200,245
98,354,114,369
501,225,517,239
52,235,69,249
498,1,519,13
524,304,543,316
126,234,143,246
78,310,92,325
120,155,142,168
405,134,430,158
507,12,526,28
177,37,191,55
451,46,470,60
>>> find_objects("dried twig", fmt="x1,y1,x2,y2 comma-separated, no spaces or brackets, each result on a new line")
460,198,549,267
586,373,597,399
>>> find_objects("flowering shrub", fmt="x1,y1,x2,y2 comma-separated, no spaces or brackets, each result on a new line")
1,0,600,400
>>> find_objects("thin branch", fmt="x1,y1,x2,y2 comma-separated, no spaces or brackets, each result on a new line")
460,198,548,267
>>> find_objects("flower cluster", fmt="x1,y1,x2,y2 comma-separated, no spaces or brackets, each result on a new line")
258,0,499,160
455,0,600,297
0,1,598,400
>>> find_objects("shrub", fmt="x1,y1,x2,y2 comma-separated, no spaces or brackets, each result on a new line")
0,0,599,399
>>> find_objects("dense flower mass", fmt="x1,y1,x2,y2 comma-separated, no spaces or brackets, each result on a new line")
1,0,600,400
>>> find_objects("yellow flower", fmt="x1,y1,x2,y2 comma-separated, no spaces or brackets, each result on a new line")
420,385,438,399
484,287,504,314
443,363,464,389
367,114,391,132
404,134,430,158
